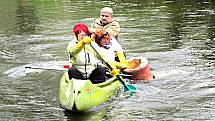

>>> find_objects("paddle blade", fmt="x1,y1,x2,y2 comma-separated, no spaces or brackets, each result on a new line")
117,73,132,77
124,84,137,92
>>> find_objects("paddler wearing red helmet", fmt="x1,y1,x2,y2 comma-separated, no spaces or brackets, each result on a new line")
67,23,120,83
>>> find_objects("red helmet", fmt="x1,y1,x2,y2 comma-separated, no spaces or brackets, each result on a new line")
73,23,90,35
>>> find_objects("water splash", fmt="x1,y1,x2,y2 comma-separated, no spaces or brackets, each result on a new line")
4,61,68,78
152,69,190,79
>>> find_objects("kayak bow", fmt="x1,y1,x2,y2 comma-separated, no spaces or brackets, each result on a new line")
59,72,121,111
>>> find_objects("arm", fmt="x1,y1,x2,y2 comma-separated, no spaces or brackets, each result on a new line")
90,19,101,34
67,41,82,56
105,20,120,38
68,37,92,56
112,39,128,69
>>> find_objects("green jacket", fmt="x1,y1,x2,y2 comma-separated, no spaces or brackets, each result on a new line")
67,40,103,78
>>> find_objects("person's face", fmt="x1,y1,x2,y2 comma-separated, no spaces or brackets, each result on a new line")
77,30,87,41
100,12,112,25
99,33,110,46
100,37,109,46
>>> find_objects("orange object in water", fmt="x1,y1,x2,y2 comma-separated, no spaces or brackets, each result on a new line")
122,57,154,82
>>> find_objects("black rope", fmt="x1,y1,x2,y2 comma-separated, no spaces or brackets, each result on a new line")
84,46,87,79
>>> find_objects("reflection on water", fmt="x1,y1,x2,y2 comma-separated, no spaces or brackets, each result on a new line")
16,0,39,35
63,109,108,121
0,0,215,121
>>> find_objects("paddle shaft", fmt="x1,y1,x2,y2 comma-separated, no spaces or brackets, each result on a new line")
90,44,130,90
25,65,131,77
25,66,68,71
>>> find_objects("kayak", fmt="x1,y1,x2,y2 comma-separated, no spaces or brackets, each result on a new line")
58,57,152,111
59,72,121,112
122,57,154,82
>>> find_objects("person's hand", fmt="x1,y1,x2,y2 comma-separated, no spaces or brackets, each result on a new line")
114,62,128,69
82,37,92,44
110,68,120,77
77,37,93,49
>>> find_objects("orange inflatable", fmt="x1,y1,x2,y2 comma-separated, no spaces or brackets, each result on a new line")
122,57,154,82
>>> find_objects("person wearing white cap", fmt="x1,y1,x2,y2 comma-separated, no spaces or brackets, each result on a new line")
91,7,120,40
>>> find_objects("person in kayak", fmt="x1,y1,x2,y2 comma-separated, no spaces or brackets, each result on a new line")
90,7,120,40
93,30,128,71
67,23,119,83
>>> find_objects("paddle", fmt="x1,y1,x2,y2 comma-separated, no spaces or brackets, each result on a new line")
25,65,132,78
89,44,136,92
25,66,68,71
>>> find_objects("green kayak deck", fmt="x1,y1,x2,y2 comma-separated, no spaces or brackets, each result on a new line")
59,72,121,112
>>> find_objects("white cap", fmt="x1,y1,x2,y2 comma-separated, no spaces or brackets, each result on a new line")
100,7,113,15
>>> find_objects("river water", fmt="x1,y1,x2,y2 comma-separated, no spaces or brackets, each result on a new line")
0,0,215,121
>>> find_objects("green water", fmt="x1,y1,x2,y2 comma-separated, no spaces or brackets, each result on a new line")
0,0,215,120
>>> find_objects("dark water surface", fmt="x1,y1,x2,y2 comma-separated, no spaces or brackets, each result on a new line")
1,0,215,121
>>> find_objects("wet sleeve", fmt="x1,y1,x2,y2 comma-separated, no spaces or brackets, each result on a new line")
67,41,82,56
